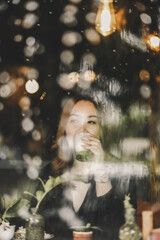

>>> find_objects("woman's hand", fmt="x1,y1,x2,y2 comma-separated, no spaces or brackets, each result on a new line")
82,135,104,162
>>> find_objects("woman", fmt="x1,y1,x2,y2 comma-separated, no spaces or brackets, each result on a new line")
39,95,125,240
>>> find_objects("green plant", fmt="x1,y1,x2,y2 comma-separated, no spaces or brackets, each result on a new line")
0,198,30,230
24,175,62,213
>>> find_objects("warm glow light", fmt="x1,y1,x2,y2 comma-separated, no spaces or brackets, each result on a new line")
25,79,39,94
95,0,116,37
147,34,160,52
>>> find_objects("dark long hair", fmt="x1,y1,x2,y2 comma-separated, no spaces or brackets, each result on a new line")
50,95,104,176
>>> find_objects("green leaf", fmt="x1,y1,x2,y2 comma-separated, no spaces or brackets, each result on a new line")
54,176,61,187
36,191,44,202
44,176,55,192
4,199,30,219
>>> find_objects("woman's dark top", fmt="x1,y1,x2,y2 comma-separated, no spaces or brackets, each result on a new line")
36,162,140,240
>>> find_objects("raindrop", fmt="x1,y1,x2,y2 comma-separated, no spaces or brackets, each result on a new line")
109,79,122,96
140,13,152,24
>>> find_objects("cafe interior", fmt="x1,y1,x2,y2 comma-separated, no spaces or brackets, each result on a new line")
0,0,160,239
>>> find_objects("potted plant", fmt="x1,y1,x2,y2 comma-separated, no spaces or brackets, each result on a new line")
0,198,30,240
70,223,102,240
23,175,62,240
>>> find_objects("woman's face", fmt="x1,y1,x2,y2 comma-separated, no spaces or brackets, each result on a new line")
65,100,100,148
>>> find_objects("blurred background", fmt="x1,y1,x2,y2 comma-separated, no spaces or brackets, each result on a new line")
0,0,160,208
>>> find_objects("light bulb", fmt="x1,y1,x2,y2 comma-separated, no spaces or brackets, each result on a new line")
95,0,116,37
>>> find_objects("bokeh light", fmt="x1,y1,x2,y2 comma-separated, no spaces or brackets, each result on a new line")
26,36,36,46
12,0,21,4
82,53,97,66
24,45,35,57
59,12,77,27
64,5,78,14
140,84,151,99
135,2,146,12
57,73,78,90
18,96,31,110
15,77,25,87
155,75,160,82
0,102,4,111
60,50,74,65
0,71,10,83
21,117,34,132
139,69,150,82
22,13,39,29
85,28,101,45
14,18,21,26
14,34,23,42
25,79,39,94
32,129,41,141
147,34,160,52
22,109,32,118
61,31,82,47
85,12,96,24
69,0,82,3
24,1,39,11
0,1,8,12
83,70,96,82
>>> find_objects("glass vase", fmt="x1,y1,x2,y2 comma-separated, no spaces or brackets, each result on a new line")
25,208,44,240
119,208,141,240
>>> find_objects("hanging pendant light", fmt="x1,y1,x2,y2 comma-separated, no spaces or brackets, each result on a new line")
95,0,116,37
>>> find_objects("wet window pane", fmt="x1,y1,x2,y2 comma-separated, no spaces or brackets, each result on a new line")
0,0,160,239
